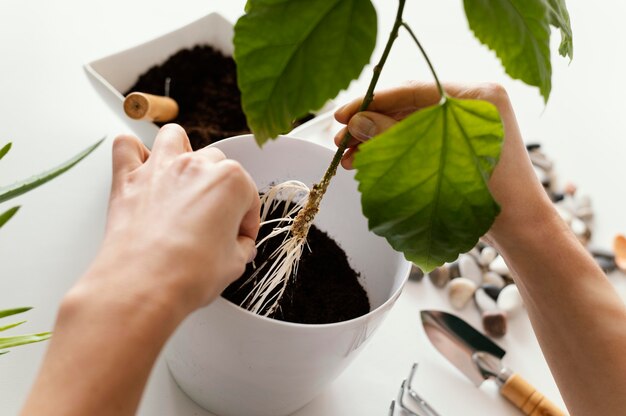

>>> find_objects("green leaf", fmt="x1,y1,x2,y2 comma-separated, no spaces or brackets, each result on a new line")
234,0,377,144
0,138,104,204
0,332,51,350
463,0,552,101
353,98,503,272
0,206,20,229
0,142,11,160
546,0,573,61
0,320,26,332
0,307,32,319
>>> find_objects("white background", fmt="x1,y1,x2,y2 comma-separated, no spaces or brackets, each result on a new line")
1,0,625,415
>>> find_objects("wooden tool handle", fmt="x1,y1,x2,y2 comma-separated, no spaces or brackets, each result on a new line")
123,92,178,122
501,373,568,416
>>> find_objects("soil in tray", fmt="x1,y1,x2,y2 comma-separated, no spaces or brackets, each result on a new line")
124,45,313,150
222,200,370,325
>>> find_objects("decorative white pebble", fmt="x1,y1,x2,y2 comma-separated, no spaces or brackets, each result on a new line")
448,278,477,310
497,284,523,315
459,254,483,285
474,287,498,311
489,255,511,276
570,217,587,237
483,271,505,289
479,246,498,266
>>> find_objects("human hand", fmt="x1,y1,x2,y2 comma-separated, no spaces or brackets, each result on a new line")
82,124,260,314
334,81,557,246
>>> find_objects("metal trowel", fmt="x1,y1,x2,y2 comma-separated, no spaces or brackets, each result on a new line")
421,310,568,416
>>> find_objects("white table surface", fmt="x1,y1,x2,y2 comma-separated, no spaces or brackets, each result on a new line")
1,1,626,415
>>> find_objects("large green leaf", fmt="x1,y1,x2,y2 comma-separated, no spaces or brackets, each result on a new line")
0,206,20,229
353,98,503,272
0,138,104,204
547,0,573,61
0,332,51,350
234,0,377,144
464,0,552,101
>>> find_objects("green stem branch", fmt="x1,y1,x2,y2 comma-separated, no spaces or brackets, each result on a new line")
291,0,408,239
400,22,446,101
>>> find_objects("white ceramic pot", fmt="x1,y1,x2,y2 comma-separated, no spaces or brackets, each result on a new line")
165,135,410,416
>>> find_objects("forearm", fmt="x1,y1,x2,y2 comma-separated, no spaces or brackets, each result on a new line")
22,259,188,416
492,208,626,415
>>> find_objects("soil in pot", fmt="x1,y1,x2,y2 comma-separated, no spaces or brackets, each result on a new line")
124,45,313,150
222,200,370,324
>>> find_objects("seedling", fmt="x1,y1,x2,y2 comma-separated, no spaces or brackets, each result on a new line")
233,0,573,314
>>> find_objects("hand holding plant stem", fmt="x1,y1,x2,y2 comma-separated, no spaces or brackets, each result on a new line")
233,0,573,313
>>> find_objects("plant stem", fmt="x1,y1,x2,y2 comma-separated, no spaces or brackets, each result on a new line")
400,22,446,101
291,0,407,240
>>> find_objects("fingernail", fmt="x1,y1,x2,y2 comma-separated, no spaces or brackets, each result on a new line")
247,247,257,263
350,114,376,139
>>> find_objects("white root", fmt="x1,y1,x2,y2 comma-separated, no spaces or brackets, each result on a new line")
241,180,312,316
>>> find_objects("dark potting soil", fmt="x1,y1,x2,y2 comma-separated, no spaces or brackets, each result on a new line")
124,45,313,150
222,201,370,325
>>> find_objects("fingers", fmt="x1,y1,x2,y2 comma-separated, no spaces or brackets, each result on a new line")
149,124,193,166
194,145,227,163
341,147,358,170
112,134,149,190
237,236,258,265
335,82,443,123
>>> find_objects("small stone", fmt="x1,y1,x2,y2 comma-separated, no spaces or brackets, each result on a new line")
482,310,507,338
497,284,523,315
564,182,577,196
613,234,626,273
525,143,541,151
533,165,550,187
489,255,511,277
551,192,565,203
483,271,505,289
448,278,477,310
459,254,483,285
529,152,553,171
428,265,450,288
482,284,503,301
474,286,498,312
593,255,617,274
466,247,481,262
575,195,592,210
570,217,591,245
479,246,498,267
447,261,461,279
555,205,573,225
575,206,594,222
409,264,424,281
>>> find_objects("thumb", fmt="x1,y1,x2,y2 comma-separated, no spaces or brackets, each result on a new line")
347,112,398,142
111,135,149,193
237,236,258,265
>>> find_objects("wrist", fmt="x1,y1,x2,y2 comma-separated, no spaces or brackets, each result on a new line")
63,247,193,334
486,193,566,254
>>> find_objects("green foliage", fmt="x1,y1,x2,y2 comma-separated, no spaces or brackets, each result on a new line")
0,138,104,204
0,206,20,229
234,0,377,144
353,98,503,272
547,0,573,60
234,0,572,272
0,143,11,160
464,0,552,102
0,138,103,354
0,308,51,355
